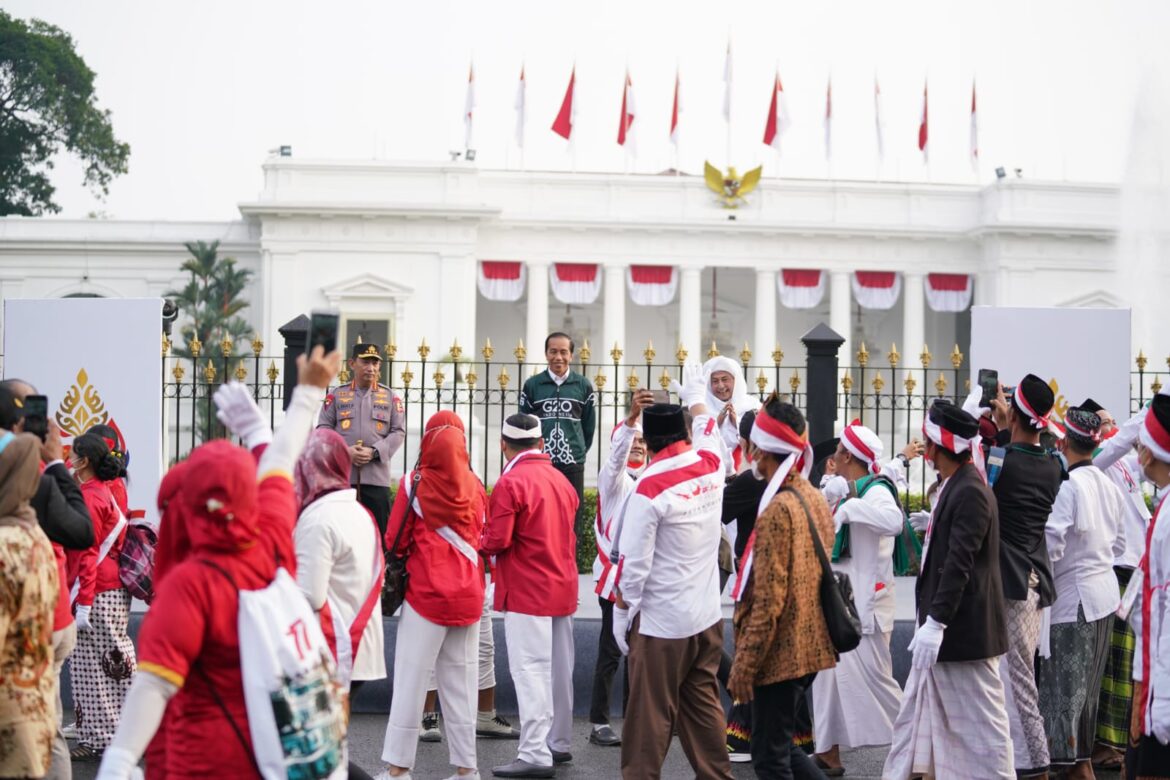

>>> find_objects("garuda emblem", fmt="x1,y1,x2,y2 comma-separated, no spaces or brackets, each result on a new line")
704,161,763,208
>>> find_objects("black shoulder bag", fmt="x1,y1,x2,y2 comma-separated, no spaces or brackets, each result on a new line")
382,469,422,617
785,486,863,655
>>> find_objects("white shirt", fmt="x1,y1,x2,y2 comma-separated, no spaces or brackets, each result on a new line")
829,480,904,634
295,489,387,683
593,423,640,582
548,368,568,386
1097,450,1151,569
1045,463,1127,623
1131,494,1169,722
612,414,725,639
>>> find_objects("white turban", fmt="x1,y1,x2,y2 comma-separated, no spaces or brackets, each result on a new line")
702,356,761,417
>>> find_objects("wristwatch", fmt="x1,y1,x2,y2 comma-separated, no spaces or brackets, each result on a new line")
896,453,910,468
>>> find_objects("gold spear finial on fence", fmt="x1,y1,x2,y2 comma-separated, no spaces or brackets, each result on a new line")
594,369,607,390
935,372,948,396
841,371,853,393
1137,350,1148,371
610,342,623,363
481,338,494,362
950,344,963,370
1154,377,1164,395
251,335,264,357
676,343,688,364
627,371,640,389
514,339,526,363
190,336,202,358
772,344,784,366
888,342,900,368
220,335,234,357
659,369,672,390
904,372,917,395
418,338,431,361
162,333,171,357
466,367,478,386
740,341,752,366
497,367,510,388
579,339,591,363
338,366,351,384
235,364,248,382
708,340,720,359
449,339,463,361
385,342,397,361
266,361,280,383
644,339,656,364
433,368,446,387
873,374,885,393
172,364,185,382
402,366,415,386
857,342,869,368
756,370,768,394
204,361,217,384
789,369,802,393
920,343,933,369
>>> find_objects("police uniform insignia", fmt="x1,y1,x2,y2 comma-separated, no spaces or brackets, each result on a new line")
324,394,334,409
394,397,404,413
341,419,352,430
376,422,385,431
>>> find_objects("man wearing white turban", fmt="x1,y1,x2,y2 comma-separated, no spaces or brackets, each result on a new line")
703,356,761,477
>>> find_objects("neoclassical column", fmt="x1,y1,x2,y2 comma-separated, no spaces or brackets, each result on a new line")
439,253,478,354
525,260,550,361
901,272,926,376
829,270,852,368
603,263,627,357
755,269,777,386
678,266,703,359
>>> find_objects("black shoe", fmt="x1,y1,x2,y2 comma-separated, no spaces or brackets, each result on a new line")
588,724,621,746
727,723,751,764
551,750,572,764
492,759,554,778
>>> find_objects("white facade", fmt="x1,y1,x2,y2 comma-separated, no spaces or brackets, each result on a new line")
0,158,1159,380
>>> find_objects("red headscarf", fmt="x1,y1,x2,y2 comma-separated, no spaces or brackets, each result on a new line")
414,411,484,544
153,460,191,585
181,440,260,553
294,429,353,512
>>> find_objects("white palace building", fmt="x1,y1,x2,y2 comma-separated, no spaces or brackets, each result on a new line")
0,157,1162,390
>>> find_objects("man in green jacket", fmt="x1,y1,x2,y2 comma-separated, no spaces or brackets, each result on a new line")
519,332,596,538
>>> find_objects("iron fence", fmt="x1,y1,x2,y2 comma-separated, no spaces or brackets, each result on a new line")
161,336,1169,493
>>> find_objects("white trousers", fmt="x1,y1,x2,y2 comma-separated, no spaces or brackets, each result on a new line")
428,587,497,694
382,602,479,771
504,613,574,766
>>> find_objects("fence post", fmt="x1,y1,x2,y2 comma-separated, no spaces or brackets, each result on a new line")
279,314,310,410
801,322,845,446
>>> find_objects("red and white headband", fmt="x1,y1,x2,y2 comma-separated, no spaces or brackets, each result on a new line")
923,411,987,482
1141,407,1170,463
750,409,814,516
1064,415,1101,443
1014,380,1050,430
841,419,882,475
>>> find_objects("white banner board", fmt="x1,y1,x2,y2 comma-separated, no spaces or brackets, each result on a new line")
970,306,1131,421
4,298,163,525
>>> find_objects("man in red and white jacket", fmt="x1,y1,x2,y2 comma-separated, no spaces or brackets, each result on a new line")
609,364,733,780
482,414,579,779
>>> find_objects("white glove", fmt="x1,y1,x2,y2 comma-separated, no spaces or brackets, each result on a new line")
908,616,946,670
96,746,144,780
821,475,850,506
1152,695,1170,745
909,510,932,532
668,361,707,410
612,607,630,656
213,382,272,450
75,604,92,631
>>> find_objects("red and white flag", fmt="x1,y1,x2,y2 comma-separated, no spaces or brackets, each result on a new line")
514,64,526,148
552,66,576,141
874,76,885,160
618,69,636,147
670,68,681,147
969,81,978,170
918,80,929,161
463,63,476,149
763,71,791,151
824,77,833,160
721,42,732,122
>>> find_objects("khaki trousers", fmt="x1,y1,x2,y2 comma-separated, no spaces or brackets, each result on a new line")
620,618,733,780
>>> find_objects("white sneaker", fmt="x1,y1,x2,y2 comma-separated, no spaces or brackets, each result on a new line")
444,773,480,780
61,723,78,740
371,771,412,780
420,711,442,742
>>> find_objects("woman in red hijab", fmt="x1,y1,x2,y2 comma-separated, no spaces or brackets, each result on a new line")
379,411,486,780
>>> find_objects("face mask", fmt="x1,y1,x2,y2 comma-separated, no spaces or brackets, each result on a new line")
751,461,765,481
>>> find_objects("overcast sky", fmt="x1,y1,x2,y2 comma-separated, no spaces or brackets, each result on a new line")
8,0,1169,221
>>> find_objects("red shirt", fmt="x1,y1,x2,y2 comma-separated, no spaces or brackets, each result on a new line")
482,452,579,616
386,473,486,626
65,479,126,606
136,475,296,780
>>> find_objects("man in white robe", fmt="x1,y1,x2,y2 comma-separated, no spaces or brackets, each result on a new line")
702,356,761,478
813,421,905,775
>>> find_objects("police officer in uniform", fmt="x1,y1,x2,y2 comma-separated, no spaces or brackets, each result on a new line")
317,342,406,538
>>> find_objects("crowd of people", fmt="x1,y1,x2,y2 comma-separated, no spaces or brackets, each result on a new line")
0,331,1168,780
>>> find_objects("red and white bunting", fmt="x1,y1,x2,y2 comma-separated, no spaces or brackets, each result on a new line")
478,261,527,302
550,262,601,305
627,265,677,306
925,273,972,312
852,271,902,310
777,269,825,309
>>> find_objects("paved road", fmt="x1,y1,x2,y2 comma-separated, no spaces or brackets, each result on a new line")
64,714,1125,779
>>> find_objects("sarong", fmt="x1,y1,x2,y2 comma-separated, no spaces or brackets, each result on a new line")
812,631,902,750
69,588,136,749
1037,604,1112,765
1127,680,1170,780
1096,567,1135,749
882,657,1014,780
999,588,1049,773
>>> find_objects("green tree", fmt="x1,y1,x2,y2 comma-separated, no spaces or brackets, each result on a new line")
167,240,255,362
0,11,130,215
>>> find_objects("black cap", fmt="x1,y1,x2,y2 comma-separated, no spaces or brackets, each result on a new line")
643,403,686,438
929,399,980,441
1079,398,1105,414
1015,374,1055,418
352,342,382,361
813,437,840,464
1151,395,1170,443
1065,407,1102,440
738,409,757,442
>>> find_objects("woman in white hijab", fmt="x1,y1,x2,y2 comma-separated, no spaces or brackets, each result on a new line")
703,356,761,477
